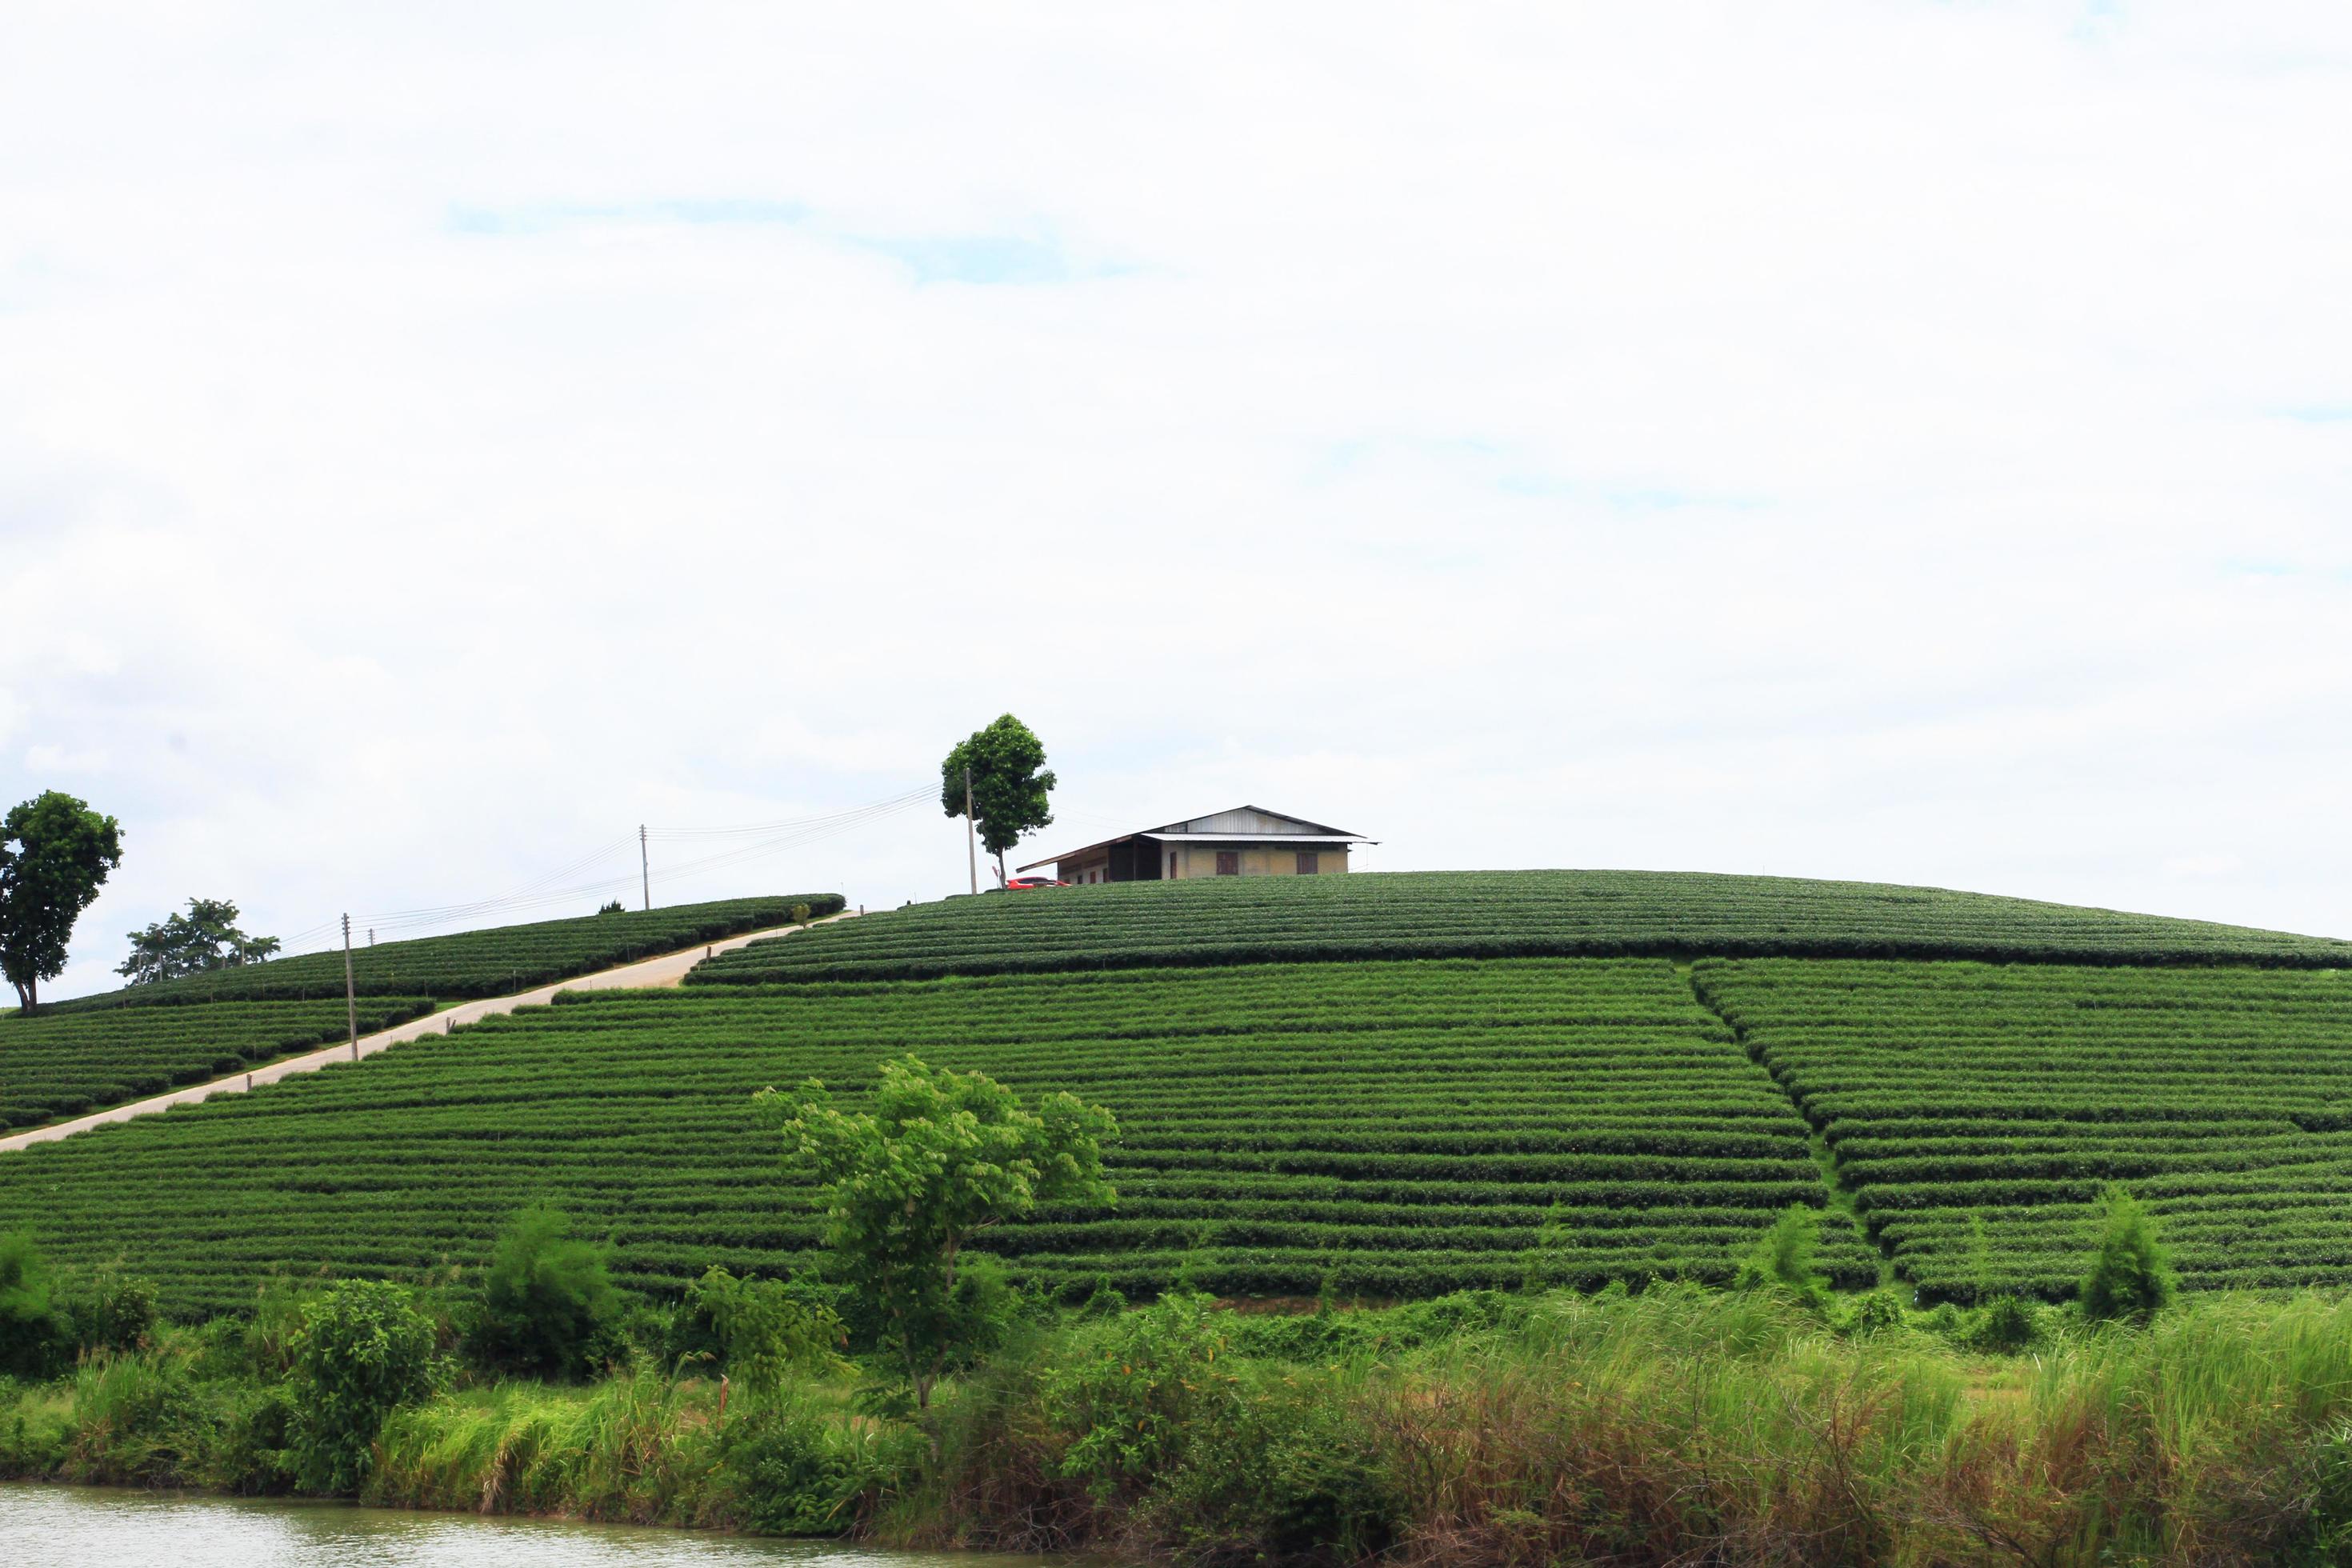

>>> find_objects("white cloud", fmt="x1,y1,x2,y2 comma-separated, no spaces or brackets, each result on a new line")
5,2,2352,994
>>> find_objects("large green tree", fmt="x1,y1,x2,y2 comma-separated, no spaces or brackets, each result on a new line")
0,791,124,1014
940,714,1057,886
117,896,282,985
757,1054,1115,1409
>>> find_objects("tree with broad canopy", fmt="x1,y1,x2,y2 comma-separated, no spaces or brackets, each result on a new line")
0,791,124,1014
940,714,1056,887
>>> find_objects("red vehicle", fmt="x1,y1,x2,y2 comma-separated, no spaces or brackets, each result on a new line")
1002,875,1066,890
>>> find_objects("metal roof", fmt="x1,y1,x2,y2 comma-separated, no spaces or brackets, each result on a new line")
1015,806,1375,872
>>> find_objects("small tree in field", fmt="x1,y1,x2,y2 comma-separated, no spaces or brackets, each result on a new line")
2079,1185,2175,1323
118,896,281,984
0,791,123,1014
940,715,1057,888
758,1055,1115,1409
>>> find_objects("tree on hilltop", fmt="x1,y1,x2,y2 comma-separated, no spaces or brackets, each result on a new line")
118,897,282,985
0,791,124,1014
941,714,1056,887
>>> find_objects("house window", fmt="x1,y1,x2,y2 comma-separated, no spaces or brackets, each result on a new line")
1297,852,1319,875
1215,851,1240,876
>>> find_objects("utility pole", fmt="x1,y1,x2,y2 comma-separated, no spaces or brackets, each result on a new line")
342,914,358,1060
963,767,978,896
640,824,650,911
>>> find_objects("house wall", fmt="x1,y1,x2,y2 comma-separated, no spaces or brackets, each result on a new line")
1167,843,1349,878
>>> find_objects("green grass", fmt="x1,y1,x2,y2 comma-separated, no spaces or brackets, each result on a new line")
1696,959,2352,1300
0,958,1876,1316
38,894,844,1014
690,870,2352,986
0,997,434,1132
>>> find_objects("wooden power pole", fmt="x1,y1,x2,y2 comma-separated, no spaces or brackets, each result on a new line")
963,768,978,895
342,913,358,1059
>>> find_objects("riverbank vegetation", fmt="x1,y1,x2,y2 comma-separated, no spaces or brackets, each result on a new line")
10,1274,2352,1564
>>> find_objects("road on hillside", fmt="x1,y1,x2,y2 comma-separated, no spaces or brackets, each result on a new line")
0,911,857,1154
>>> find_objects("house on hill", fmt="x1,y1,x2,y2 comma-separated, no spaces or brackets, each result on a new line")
1020,806,1375,885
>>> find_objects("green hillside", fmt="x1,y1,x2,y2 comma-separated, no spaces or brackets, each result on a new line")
0,960,1878,1314
9,870,2352,1318
690,870,2352,984
42,894,844,1014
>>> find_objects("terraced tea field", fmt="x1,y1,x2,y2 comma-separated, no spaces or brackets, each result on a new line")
1695,960,2352,1300
0,998,434,1133
694,871,2352,986
0,958,1875,1316
43,895,843,1014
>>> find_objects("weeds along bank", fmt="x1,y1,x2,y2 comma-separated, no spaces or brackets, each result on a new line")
12,1286,2352,1566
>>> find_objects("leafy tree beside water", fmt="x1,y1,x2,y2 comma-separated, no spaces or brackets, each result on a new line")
0,790,123,1014
758,1054,1115,1410
117,897,281,985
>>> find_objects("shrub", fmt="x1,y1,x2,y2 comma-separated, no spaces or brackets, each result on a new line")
285,1280,438,1494
1970,1294,2040,1353
1844,1290,1906,1338
1041,1290,1235,1500
0,1231,64,1378
676,1266,844,1393
61,1269,157,1356
596,900,624,916
1734,1205,1830,1308
2079,1185,2176,1323
464,1205,622,1379
714,1394,918,1534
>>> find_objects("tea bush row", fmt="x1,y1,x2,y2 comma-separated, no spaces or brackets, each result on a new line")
42,895,844,1013
1694,959,2352,1300
690,871,2352,986
0,998,434,1131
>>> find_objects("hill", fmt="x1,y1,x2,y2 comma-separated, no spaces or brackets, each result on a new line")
690,870,2352,984
6,870,2352,1317
38,894,844,1013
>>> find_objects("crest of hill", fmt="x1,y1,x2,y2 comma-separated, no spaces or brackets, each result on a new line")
686,871,2352,985
35,894,845,1014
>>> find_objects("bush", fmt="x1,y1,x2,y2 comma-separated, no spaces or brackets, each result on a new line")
286,1280,438,1494
61,1269,157,1356
0,1232,64,1378
714,1395,918,1534
1734,1205,1830,1308
2079,1186,2176,1323
674,1266,844,1393
1969,1294,2040,1353
1844,1290,1906,1338
1042,1290,1235,1500
464,1205,622,1379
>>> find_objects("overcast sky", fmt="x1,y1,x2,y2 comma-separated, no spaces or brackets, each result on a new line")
6,3,2350,999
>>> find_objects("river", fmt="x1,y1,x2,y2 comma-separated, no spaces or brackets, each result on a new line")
0,1483,1042,1567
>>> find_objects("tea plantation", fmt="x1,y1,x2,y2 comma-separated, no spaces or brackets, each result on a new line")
7,870,2352,1315
0,998,434,1133
692,870,2352,985
43,894,843,1013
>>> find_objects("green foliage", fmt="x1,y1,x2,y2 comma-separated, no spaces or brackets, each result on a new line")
285,1280,438,1494
464,1205,622,1379
595,900,624,916
677,1266,844,1392
0,790,124,1014
48,894,841,1012
1844,1290,1906,1338
2079,1185,2177,1323
0,1230,64,1378
117,897,281,986
939,714,1056,883
1734,1204,1830,1307
715,1394,920,1534
1970,1294,2042,1352
759,1054,1114,1407
60,1267,157,1356
1041,1290,1234,1499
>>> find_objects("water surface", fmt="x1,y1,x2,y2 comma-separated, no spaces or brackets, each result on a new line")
0,1484,1032,1568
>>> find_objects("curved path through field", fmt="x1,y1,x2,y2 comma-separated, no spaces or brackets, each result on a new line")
0,911,857,1154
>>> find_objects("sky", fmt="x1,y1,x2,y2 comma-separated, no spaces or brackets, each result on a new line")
5,2,2351,999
